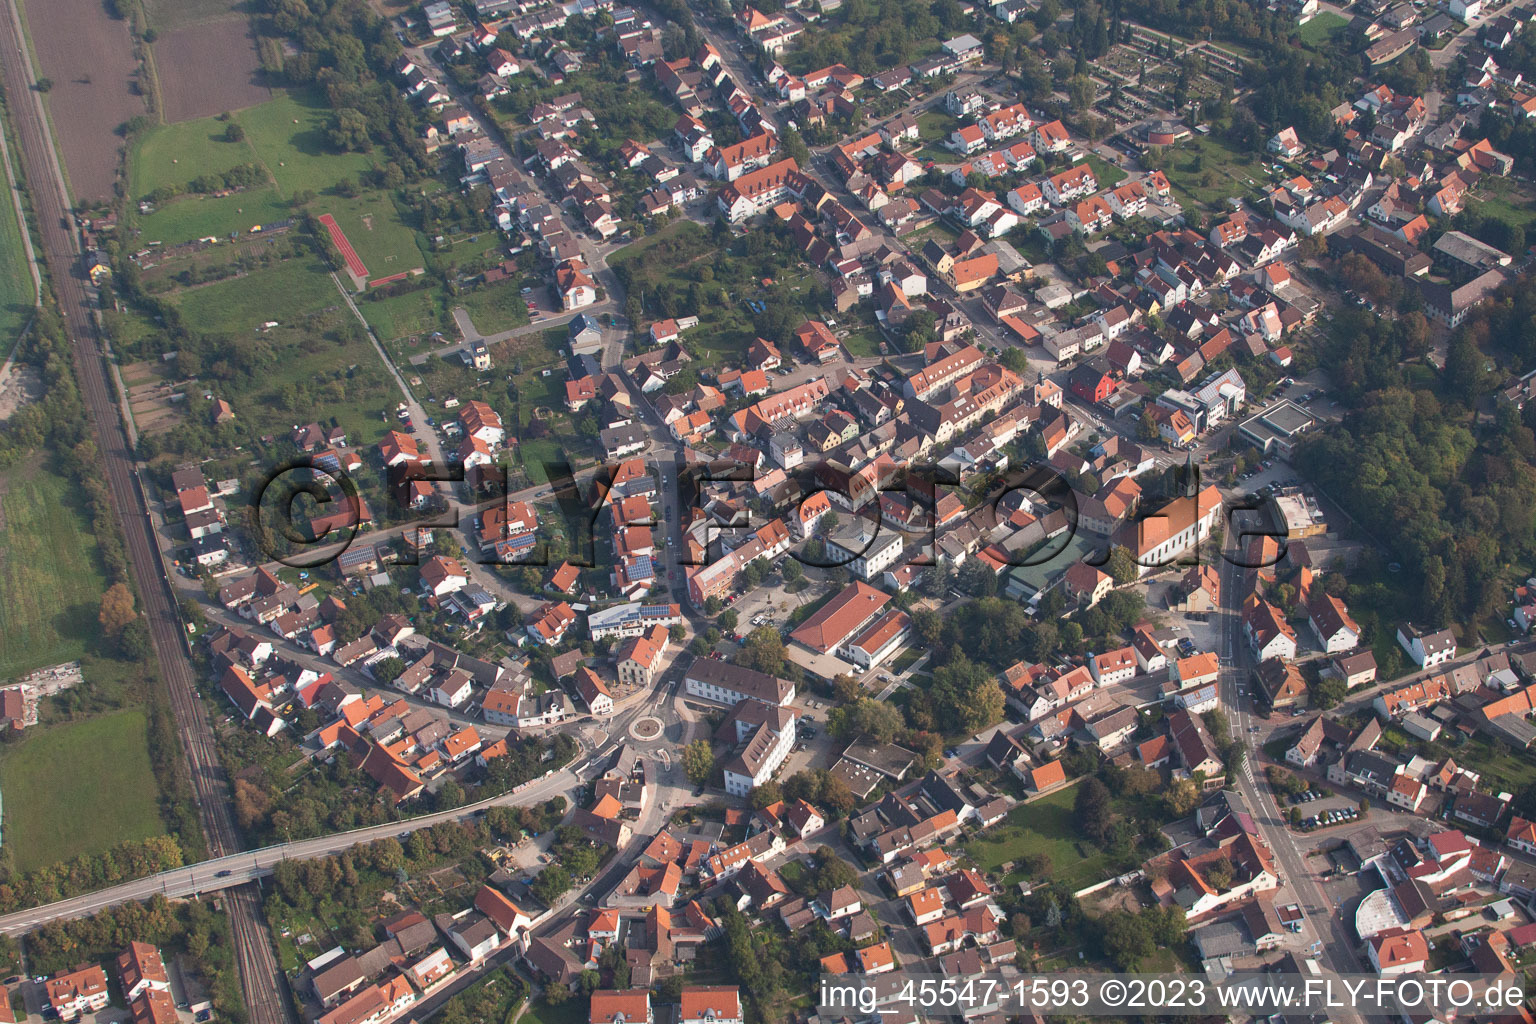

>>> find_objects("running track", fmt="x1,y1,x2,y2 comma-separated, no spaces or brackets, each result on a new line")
318,213,368,279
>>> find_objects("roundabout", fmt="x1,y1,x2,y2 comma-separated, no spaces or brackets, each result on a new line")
629,715,665,742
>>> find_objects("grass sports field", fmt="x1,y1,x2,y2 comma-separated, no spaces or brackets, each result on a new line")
172,256,340,334
0,710,166,871
321,193,425,281
0,460,109,679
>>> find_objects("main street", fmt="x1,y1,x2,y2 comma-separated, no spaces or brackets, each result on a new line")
1217,509,1366,1024
0,1,295,1020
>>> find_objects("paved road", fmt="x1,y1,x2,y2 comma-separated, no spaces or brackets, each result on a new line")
0,5,294,1023
412,39,629,374
0,766,582,937
1218,510,1366,1024
411,303,617,367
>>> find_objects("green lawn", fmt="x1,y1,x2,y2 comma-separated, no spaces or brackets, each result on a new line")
1297,11,1349,48
0,710,167,871
1160,134,1267,208
235,90,375,197
1467,180,1536,233
1084,154,1127,189
131,117,260,198
1450,737,1536,795
609,219,697,267
172,256,341,334
0,161,33,351
842,327,882,357
136,189,294,246
520,996,586,1024
457,279,532,335
362,287,450,341
964,784,1115,891
917,109,958,142
0,460,110,679
519,439,567,483
130,89,377,244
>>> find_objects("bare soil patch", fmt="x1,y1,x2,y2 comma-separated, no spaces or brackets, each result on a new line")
21,0,145,202
121,359,185,435
156,16,269,123
0,364,40,422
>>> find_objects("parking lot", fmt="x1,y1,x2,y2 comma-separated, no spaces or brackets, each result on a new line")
1286,785,1367,833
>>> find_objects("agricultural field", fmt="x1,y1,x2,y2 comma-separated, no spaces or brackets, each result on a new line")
0,459,110,679
122,360,186,437
155,18,269,125
0,709,166,871
20,0,147,202
143,0,244,30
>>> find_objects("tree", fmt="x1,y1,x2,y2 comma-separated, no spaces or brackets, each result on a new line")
669,623,687,643
1166,777,1200,817
682,740,715,786
179,597,205,630
118,620,153,660
1205,856,1235,890
749,781,782,810
35,78,52,93
828,698,903,743
957,559,998,598
812,845,858,890
224,122,246,143
781,127,811,165
705,596,724,615
1075,777,1113,845
530,863,571,903
781,559,802,584
1104,545,1139,585
1099,909,1153,969
328,108,372,152
99,582,137,635
738,627,786,675
719,609,739,630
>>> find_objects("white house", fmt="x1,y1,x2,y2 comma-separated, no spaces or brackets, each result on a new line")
431,672,475,708
722,703,797,797
1397,623,1455,668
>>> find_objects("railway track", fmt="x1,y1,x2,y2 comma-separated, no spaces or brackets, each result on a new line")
0,5,295,1024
